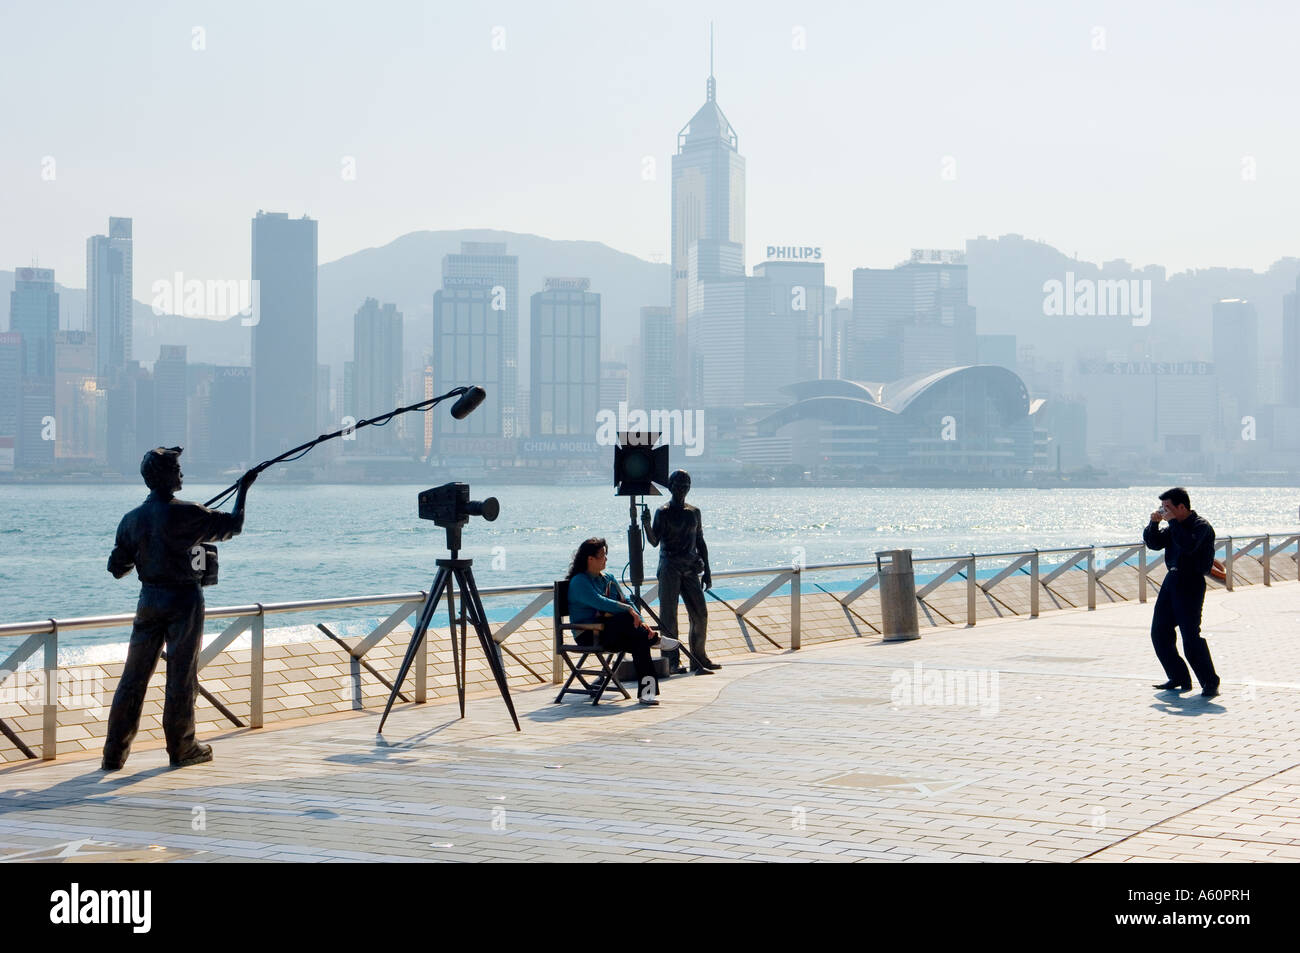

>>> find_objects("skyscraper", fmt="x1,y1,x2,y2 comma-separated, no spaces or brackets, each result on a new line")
672,35,745,404
529,277,600,437
9,267,58,470
1212,298,1258,410
752,259,825,384
850,251,978,382
251,211,318,458
0,333,21,470
685,239,746,407
210,366,252,467
9,267,58,379
86,217,133,383
1282,281,1298,406
352,298,404,452
821,296,851,381
432,281,504,444
54,330,104,462
640,306,675,411
442,242,518,437
153,345,188,446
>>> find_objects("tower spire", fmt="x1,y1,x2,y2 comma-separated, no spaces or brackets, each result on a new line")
707,22,715,102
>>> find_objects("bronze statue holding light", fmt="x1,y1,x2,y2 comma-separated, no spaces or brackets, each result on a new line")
642,469,719,676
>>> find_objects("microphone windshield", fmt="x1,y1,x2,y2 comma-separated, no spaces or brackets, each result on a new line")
450,385,487,420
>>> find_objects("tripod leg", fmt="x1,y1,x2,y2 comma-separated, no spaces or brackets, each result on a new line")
378,568,450,734
458,567,521,731
446,575,465,719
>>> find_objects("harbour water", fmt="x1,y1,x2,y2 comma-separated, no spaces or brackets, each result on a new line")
1,484,1296,663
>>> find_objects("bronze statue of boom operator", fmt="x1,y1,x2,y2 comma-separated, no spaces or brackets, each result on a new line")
641,469,720,676
101,447,256,770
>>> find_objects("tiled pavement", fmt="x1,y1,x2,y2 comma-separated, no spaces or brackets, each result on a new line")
1,581,1297,863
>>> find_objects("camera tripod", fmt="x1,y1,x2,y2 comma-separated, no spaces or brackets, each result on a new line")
378,553,521,734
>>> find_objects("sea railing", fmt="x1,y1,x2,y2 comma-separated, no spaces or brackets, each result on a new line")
1,530,1296,761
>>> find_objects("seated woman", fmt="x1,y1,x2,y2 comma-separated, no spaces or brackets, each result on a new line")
565,537,675,705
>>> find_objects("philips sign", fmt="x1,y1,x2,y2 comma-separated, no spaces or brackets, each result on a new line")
766,245,822,261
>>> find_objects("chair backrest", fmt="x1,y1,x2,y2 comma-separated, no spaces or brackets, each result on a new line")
554,580,570,621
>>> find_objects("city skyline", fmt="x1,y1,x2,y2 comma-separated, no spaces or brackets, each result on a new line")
6,2,1300,304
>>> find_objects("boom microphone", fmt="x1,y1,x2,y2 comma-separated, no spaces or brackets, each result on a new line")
450,385,487,420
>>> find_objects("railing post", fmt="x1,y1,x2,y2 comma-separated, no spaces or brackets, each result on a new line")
1087,548,1096,610
1224,537,1234,592
1138,544,1147,603
1030,550,1039,618
250,607,264,729
967,555,977,625
42,622,57,761
790,568,801,650
416,626,429,705
1263,535,1271,587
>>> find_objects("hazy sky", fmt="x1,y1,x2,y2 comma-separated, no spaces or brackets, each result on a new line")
4,0,1299,308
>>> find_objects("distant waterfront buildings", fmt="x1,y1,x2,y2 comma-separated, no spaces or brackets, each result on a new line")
823,296,851,381
672,57,745,405
1212,298,1258,421
153,345,188,447
529,277,600,437
54,330,102,464
850,251,978,383
431,280,506,452
751,258,825,386
1076,359,1219,473
0,333,22,470
251,211,318,459
442,242,518,438
1284,279,1300,408
600,361,629,409
209,366,252,467
86,217,133,383
753,367,1041,477
977,334,1018,371
640,306,675,412
352,298,404,452
686,250,825,409
10,267,58,380
9,267,59,470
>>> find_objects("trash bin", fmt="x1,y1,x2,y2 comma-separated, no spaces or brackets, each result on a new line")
877,549,920,642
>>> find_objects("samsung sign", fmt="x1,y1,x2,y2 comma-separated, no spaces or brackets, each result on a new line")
766,245,822,261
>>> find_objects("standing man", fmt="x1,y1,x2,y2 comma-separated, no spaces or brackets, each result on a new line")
1143,486,1221,699
102,447,257,770
641,469,720,676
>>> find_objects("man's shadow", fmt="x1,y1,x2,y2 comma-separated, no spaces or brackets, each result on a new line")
1151,690,1226,716
0,763,173,817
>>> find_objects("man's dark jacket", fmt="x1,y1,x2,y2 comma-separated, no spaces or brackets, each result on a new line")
1142,511,1215,579
108,492,243,584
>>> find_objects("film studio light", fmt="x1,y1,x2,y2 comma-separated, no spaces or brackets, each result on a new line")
614,431,670,497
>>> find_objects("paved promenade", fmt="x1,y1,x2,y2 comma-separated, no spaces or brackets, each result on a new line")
1,581,1298,863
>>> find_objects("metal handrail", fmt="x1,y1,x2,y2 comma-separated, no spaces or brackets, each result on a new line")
3,529,1297,762
4,530,1298,640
